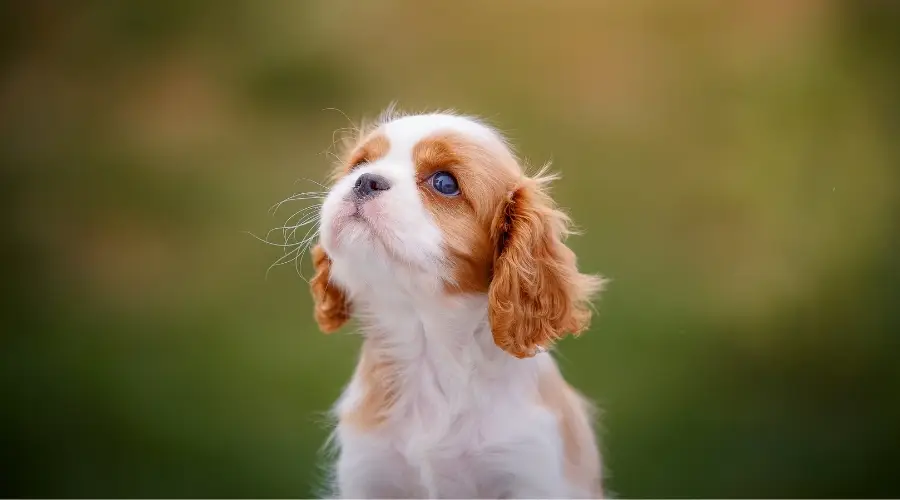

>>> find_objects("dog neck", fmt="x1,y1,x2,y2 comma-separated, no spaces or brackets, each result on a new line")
337,289,542,428
353,291,513,367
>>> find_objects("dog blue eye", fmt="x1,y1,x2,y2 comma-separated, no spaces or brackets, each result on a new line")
431,171,460,196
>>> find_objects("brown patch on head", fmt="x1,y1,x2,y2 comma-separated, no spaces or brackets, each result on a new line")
412,133,520,293
340,341,398,431
411,131,602,357
330,132,391,182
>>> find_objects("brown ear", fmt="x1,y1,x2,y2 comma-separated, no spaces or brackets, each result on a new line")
488,175,603,358
310,244,350,333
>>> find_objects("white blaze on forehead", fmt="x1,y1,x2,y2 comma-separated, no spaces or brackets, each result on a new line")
378,113,508,164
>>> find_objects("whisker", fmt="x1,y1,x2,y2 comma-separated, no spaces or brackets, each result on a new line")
245,231,310,248
266,246,302,280
319,149,343,165
271,192,325,208
283,204,322,227
269,193,326,215
292,226,321,283
282,213,321,244
264,218,319,245
323,107,358,131
286,216,321,246
257,206,322,243
294,177,329,190
330,126,356,149
261,174,329,280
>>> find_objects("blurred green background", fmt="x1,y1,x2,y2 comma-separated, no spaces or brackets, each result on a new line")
2,0,899,497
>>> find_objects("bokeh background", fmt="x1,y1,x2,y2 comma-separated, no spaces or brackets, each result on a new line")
2,0,899,497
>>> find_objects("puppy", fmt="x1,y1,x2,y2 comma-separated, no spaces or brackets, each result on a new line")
310,108,604,498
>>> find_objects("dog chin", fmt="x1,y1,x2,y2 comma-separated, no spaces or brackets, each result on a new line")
325,212,395,259
328,219,438,283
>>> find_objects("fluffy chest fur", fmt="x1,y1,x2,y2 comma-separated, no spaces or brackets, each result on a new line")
324,296,599,498
332,295,592,498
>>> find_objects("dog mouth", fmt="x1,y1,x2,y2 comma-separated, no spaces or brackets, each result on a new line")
342,201,376,229
328,204,431,272
348,203,367,222
330,202,388,246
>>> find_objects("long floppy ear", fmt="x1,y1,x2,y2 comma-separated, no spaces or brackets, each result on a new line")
488,173,603,358
310,244,350,333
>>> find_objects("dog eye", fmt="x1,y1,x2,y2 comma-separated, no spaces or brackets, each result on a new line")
430,171,460,196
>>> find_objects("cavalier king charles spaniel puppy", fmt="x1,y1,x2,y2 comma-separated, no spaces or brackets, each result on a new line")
309,108,604,498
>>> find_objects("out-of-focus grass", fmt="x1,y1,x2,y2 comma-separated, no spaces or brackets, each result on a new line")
2,1,899,497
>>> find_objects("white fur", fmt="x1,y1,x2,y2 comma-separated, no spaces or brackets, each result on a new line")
318,113,596,498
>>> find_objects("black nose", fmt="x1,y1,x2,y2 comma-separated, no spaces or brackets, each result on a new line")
353,173,391,198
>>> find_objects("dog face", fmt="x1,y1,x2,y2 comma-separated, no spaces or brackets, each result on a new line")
312,110,602,357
